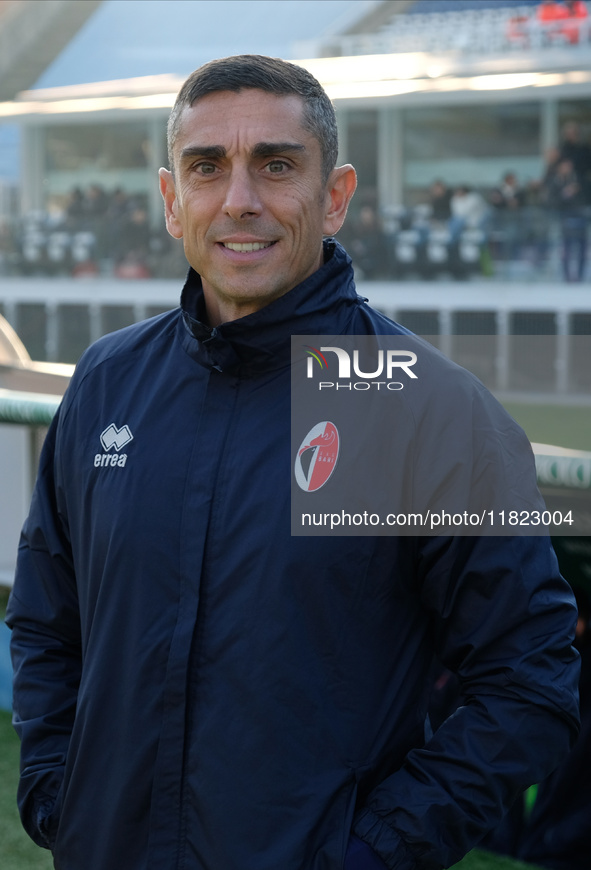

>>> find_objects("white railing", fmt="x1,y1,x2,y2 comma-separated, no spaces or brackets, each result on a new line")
0,276,590,401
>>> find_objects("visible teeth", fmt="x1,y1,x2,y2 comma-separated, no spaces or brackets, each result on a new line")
224,242,272,252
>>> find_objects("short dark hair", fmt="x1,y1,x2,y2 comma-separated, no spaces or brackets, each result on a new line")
167,55,338,182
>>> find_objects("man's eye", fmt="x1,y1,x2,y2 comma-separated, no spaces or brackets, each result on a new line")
196,162,216,175
267,160,288,174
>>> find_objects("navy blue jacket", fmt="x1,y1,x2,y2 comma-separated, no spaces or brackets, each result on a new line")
7,241,580,870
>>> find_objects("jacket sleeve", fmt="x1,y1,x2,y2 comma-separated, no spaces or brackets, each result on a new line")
5,408,82,850
353,534,581,870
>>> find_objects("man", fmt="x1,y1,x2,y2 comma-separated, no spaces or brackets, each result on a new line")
546,157,588,282
7,55,579,870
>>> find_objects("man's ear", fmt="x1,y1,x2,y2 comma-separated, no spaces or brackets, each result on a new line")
159,168,184,240
323,164,357,236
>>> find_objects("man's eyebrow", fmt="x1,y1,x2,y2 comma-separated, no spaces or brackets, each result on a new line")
179,145,226,161
252,142,306,158
178,142,306,163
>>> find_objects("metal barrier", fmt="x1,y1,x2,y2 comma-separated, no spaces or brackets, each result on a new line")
0,387,60,426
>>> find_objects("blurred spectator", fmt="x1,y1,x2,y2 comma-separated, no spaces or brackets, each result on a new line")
345,205,389,280
71,259,100,278
66,187,85,226
114,205,153,278
85,184,109,221
506,11,531,47
449,185,490,240
427,180,452,225
46,197,68,230
123,205,151,256
5,174,591,283
545,157,588,281
541,146,562,191
537,0,569,25
489,172,527,211
108,187,131,224
558,122,591,201
84,185,110,258
489,172,527,263
5,184,184,279
536,0,590,44
562,0,589,43
114,256,151,279
105,187,132,263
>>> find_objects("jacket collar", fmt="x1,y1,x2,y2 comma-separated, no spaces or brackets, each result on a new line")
178,239,361,374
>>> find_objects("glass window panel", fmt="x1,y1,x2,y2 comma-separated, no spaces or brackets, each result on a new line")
403,103,540,160
45,122,150,172
558,100,591,140
403,103,541,191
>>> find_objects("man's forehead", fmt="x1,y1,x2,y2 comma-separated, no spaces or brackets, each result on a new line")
175,89,312,149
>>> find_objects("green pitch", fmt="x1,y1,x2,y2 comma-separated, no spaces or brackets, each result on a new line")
452,850,543,869
0,711,53,870
502,401,591,453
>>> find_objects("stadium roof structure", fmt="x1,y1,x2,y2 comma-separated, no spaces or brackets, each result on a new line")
0,0,103,102
0,0,590,119
2,45,591,125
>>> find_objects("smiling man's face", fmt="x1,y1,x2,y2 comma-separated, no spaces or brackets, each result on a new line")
159,89,355,325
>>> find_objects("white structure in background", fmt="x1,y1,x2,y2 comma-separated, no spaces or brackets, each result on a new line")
0,314,71,587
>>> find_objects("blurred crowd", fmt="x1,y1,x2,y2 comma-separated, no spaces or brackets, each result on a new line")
508,0,590,47
339,121,591,283
3,121,591,283
0,184,187,280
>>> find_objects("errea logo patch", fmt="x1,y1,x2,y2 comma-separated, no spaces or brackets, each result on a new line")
94,423,133,468
101,423,133,450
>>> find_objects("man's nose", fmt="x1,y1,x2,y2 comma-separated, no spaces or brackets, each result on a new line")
222,168,263,220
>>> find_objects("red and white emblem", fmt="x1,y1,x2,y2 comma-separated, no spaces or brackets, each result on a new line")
294,421,340,492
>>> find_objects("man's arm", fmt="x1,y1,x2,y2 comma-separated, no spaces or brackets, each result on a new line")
353,534,580,870
6,410,82,850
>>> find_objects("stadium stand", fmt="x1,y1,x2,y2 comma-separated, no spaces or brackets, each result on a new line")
325,0,590,56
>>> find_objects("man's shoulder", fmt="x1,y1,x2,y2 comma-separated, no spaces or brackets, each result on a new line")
350,299,412,337
61,307,181,415
74,307,180,377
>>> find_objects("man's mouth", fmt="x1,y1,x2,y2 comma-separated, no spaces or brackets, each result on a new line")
222,241,276,252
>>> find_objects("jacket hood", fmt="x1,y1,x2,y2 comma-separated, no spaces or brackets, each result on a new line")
178,239,361,374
